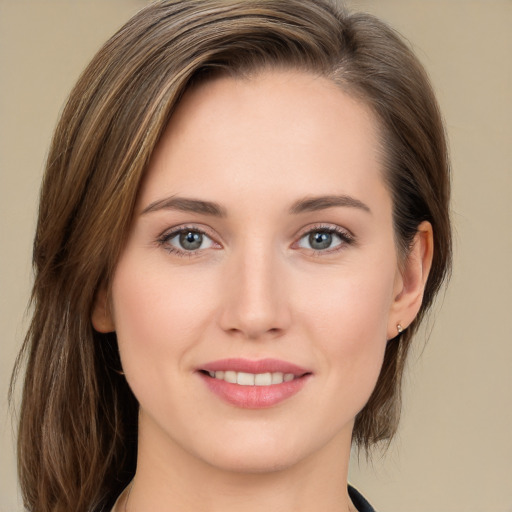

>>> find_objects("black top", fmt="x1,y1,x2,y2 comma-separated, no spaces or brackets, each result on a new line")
348,484,376,512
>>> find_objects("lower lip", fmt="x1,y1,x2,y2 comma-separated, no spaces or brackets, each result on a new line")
199,373,310,409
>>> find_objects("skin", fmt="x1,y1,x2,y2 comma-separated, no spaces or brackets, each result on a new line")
93,70,433,512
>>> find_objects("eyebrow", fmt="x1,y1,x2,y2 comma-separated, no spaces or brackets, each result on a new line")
141,196,227,217
141,193,371,217
289,195,371,215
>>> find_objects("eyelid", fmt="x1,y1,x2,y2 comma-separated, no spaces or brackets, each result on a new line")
156,224,222,255
292,223,355,252
158,223,218,240
295,223,354,240
155,222,355,257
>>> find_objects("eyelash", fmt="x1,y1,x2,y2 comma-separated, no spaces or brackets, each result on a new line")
156,224,355,258
295,224,355,254
156,225,217,258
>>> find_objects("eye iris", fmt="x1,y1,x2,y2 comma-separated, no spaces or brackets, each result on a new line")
309,231,332,250
179,231,203,250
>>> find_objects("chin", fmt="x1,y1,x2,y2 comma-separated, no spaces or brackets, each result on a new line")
202,445,305,475
187,419,349,476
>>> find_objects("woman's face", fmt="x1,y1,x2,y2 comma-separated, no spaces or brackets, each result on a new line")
95,70,410,474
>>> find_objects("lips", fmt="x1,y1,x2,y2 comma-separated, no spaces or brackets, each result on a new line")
198,358,311,409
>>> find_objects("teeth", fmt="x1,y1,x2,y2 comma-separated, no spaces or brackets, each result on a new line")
224,370,237,384
237,372,255,386
254,372,272,386
271,372,283,384
207,370,296,386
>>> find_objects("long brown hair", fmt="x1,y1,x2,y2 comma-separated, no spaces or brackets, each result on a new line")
11,1,451,510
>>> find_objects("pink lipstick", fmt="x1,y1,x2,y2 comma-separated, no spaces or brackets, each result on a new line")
198,358,311,409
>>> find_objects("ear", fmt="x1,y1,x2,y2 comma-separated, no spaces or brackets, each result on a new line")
388,221,434,339
91,284,115,333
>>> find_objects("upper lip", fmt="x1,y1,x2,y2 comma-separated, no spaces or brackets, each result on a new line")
199,358,310,376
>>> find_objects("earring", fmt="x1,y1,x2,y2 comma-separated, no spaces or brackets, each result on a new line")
397,323,404,335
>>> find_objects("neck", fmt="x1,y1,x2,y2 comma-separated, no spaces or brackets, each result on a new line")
125,414,356,512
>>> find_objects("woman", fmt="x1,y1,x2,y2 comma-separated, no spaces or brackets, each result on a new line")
12,1,451,511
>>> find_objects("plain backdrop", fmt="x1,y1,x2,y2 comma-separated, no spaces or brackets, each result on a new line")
1,1,511,511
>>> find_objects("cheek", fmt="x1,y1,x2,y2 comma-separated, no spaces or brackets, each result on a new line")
297,260,395,403
299,260,395,341
110,255,218,384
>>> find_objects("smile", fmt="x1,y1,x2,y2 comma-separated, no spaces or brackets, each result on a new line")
205,371,297,386
198,358,311,408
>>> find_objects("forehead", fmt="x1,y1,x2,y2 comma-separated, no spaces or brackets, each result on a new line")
138,69,389,215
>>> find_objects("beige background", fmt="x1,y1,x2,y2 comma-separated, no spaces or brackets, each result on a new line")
1,1,511,511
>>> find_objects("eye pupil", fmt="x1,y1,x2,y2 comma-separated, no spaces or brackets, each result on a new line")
179,231,203,250
309,231,332,250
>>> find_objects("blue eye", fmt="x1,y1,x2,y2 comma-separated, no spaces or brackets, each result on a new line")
162,229,214,252
297,228,350,251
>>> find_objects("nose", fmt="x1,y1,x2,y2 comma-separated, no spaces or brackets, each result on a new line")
218,240,292,340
